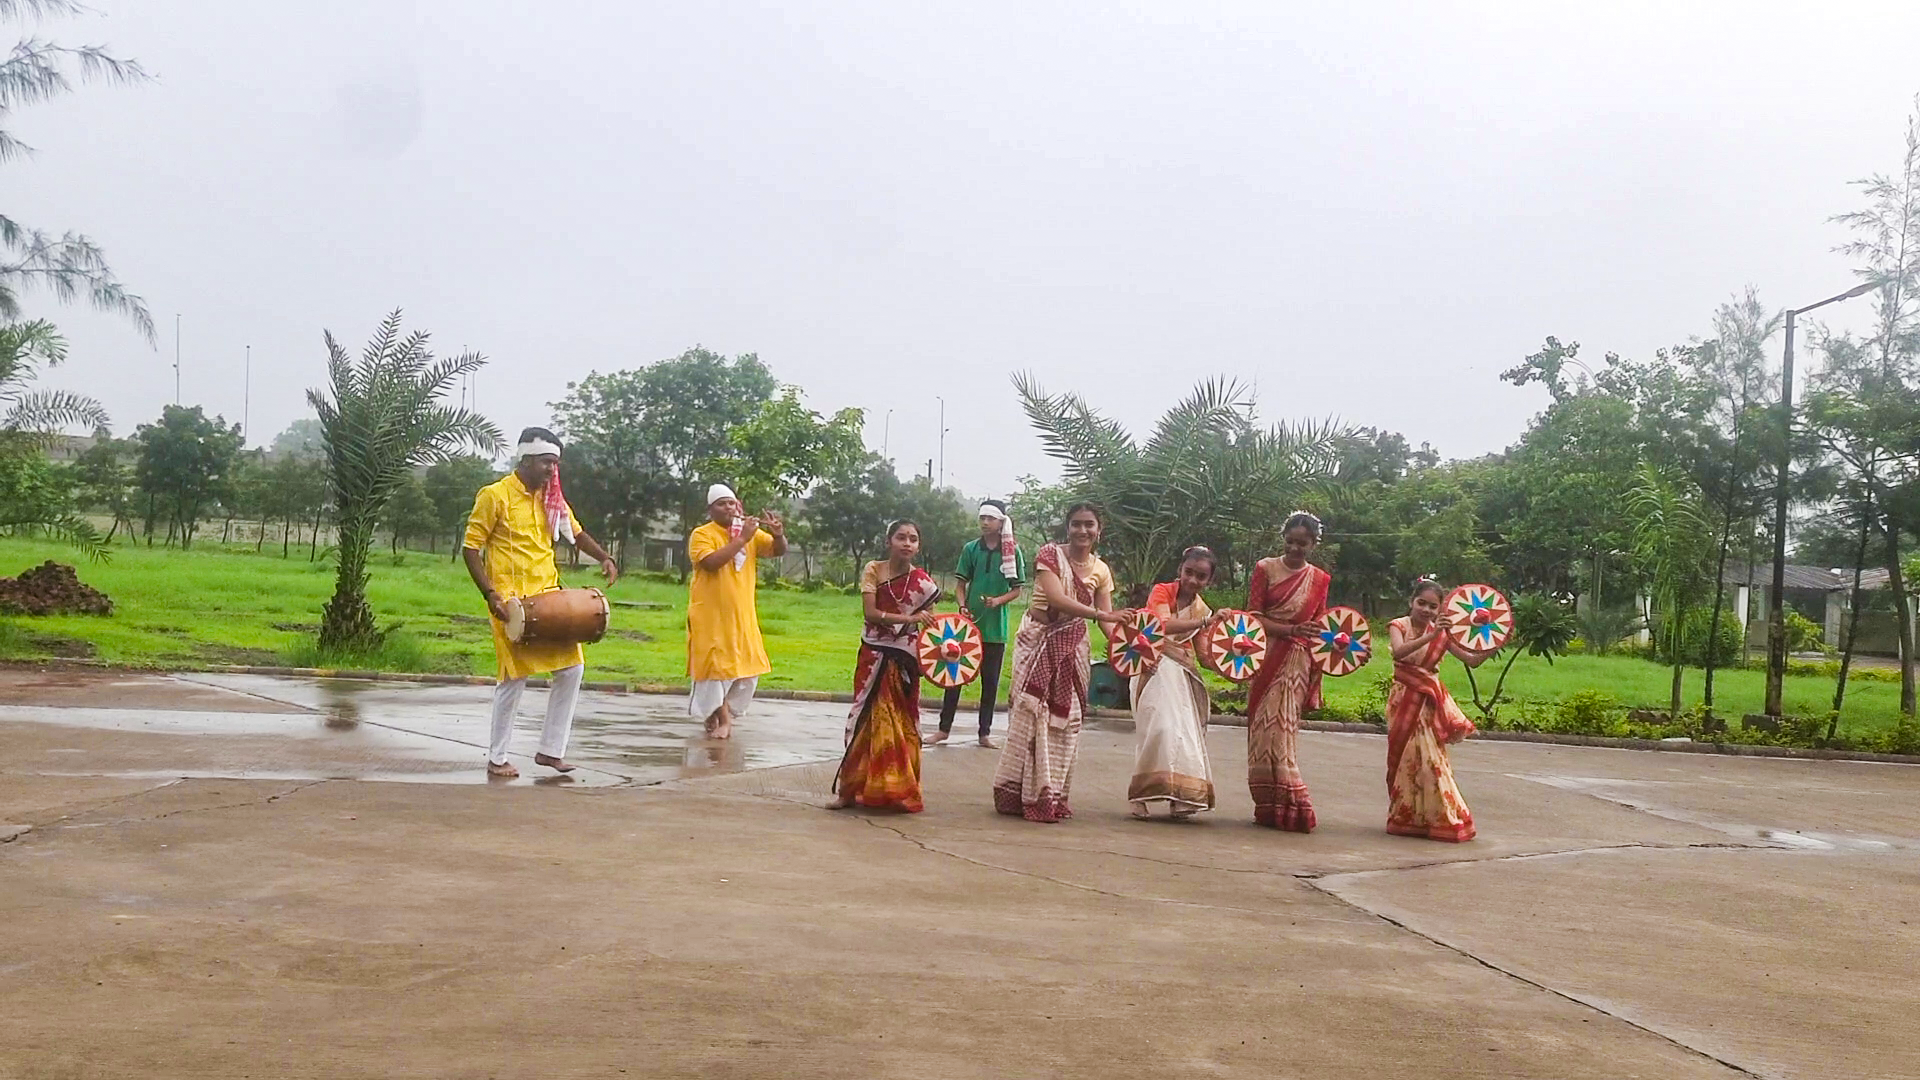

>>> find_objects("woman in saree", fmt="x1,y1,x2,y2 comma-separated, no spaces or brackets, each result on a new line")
991,503,1134,823
832,519,939,812
1127,546,1221,819
1384,577,1491,842
1245,511,1331,832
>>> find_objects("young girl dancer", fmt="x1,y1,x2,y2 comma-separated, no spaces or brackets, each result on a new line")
1127,547,1221,819
1384,578,1492,842
991,504,1133,822
1245,512,1331,831
832,519,939,812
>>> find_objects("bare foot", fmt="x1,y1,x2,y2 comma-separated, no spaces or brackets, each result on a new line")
826,796,853,809
977,735,998,749
925,730,949,746
712,721,732,741
487,760,519,778
1130,802,1151,819
534,753,575,773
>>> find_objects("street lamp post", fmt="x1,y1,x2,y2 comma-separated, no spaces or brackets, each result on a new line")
243,344,251,444
1764,280,1879,716
173,314,181,405
936,396,946,489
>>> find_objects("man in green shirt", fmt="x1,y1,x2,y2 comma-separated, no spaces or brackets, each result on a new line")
929,499,1027,748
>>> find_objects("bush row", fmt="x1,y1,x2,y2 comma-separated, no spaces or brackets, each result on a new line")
1292,687,1920,756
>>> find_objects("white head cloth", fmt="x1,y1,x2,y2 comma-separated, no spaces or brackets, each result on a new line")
517,438,562,459
707,483,747,570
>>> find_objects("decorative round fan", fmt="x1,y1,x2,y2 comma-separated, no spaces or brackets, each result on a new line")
917,613,984,688
1105,611,1165,678
1201,609,1268,683
1309,606,1373,676
1443,584,1513,651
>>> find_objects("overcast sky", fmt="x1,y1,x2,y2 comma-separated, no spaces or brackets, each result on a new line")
19,1,1920,498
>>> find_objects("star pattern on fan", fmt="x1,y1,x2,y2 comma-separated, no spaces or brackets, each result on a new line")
1444,584,1513,651
1309,606,1373,676
1201,609,1268,683
1107,611,1165,678
917,613,984,688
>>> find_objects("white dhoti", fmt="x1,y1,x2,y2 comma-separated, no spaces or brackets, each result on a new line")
489,663,584,765
689,676,758,719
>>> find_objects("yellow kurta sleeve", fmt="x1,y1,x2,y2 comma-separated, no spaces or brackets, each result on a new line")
689,524,722,564
753,530,776,558
463,485,501,550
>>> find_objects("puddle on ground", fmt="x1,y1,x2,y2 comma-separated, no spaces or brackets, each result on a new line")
1516,773,1914,853
4,674,855,788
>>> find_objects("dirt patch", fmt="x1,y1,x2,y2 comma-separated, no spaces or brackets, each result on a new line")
26,635,97,659
611,629,655,643
271,622,318,633
447,614,489,626
193,645,283,666
0,562,113,616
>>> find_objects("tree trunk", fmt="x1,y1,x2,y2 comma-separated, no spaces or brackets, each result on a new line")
1702,503,1737,707
319,505,380,653
1882,513,1915,715
103,516,119,544
222,515,233,544
310,505,323,561
283,516,293,558
256,519,267,552
1832,498,1874,735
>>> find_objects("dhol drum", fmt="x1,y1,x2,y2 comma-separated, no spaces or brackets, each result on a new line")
503,587,610,645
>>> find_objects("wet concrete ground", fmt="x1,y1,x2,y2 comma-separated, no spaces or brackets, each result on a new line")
2,668,1918,1078
0,669,858,788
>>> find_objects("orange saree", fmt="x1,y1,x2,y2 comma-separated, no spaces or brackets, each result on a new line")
1384,616,1477,842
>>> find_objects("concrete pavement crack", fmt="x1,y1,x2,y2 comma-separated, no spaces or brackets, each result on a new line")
49,779,332,829
1298,875,1762,1078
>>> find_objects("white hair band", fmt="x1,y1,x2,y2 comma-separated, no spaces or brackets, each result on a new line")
517,439,562,459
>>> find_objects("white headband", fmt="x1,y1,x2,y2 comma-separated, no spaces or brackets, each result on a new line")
517,439,562,459
977,503,1005,519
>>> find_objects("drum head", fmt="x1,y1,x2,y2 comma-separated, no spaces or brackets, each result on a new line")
1444,584,1513,651
503,597,526,642
1106,611,1164,678
1309,606,1373,677
918,613,984,688
1201,610,1267,683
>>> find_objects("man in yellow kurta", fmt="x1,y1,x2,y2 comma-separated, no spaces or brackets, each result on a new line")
463,427,618,778
687,482,787,739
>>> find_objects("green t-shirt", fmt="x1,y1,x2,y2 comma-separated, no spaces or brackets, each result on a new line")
954,539,1027,644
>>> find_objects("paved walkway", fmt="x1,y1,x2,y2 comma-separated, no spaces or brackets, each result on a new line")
1,669,1916,1078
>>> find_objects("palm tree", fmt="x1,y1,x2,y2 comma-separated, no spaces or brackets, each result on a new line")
1627,462,1714,717
0,318,107,555
0,1,153,339
310,311,501,652
1014,372,1343,593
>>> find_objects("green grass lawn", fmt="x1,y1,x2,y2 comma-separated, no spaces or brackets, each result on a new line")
0,535,1905,736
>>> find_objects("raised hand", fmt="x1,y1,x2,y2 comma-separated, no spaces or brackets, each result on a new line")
760,510,785,535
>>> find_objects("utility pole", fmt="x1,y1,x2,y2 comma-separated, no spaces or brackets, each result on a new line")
882,409,893,460
173,314,181,404
242,345,251,444
1764,280,1879,716
936,395,947,488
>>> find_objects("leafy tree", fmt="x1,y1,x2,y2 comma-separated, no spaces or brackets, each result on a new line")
261,450,326,558
1014,373,1343,593
0,0,151,338
1804,98,1920,715
382,471,437,554
1463,593,1578,718
0,320,107,553
69,430,133,541
893,477,976,576
714,386,864,510
549,368,663,567
133,404,241,549
806,451,902,564
1627,464,1715,717
308,311,500,652
424,454,499,557
270,417,325,458
637,347,778,541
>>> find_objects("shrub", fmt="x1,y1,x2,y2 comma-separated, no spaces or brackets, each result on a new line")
1554,690,1622,736
1784,610,1828,654
1654,610,1746,667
